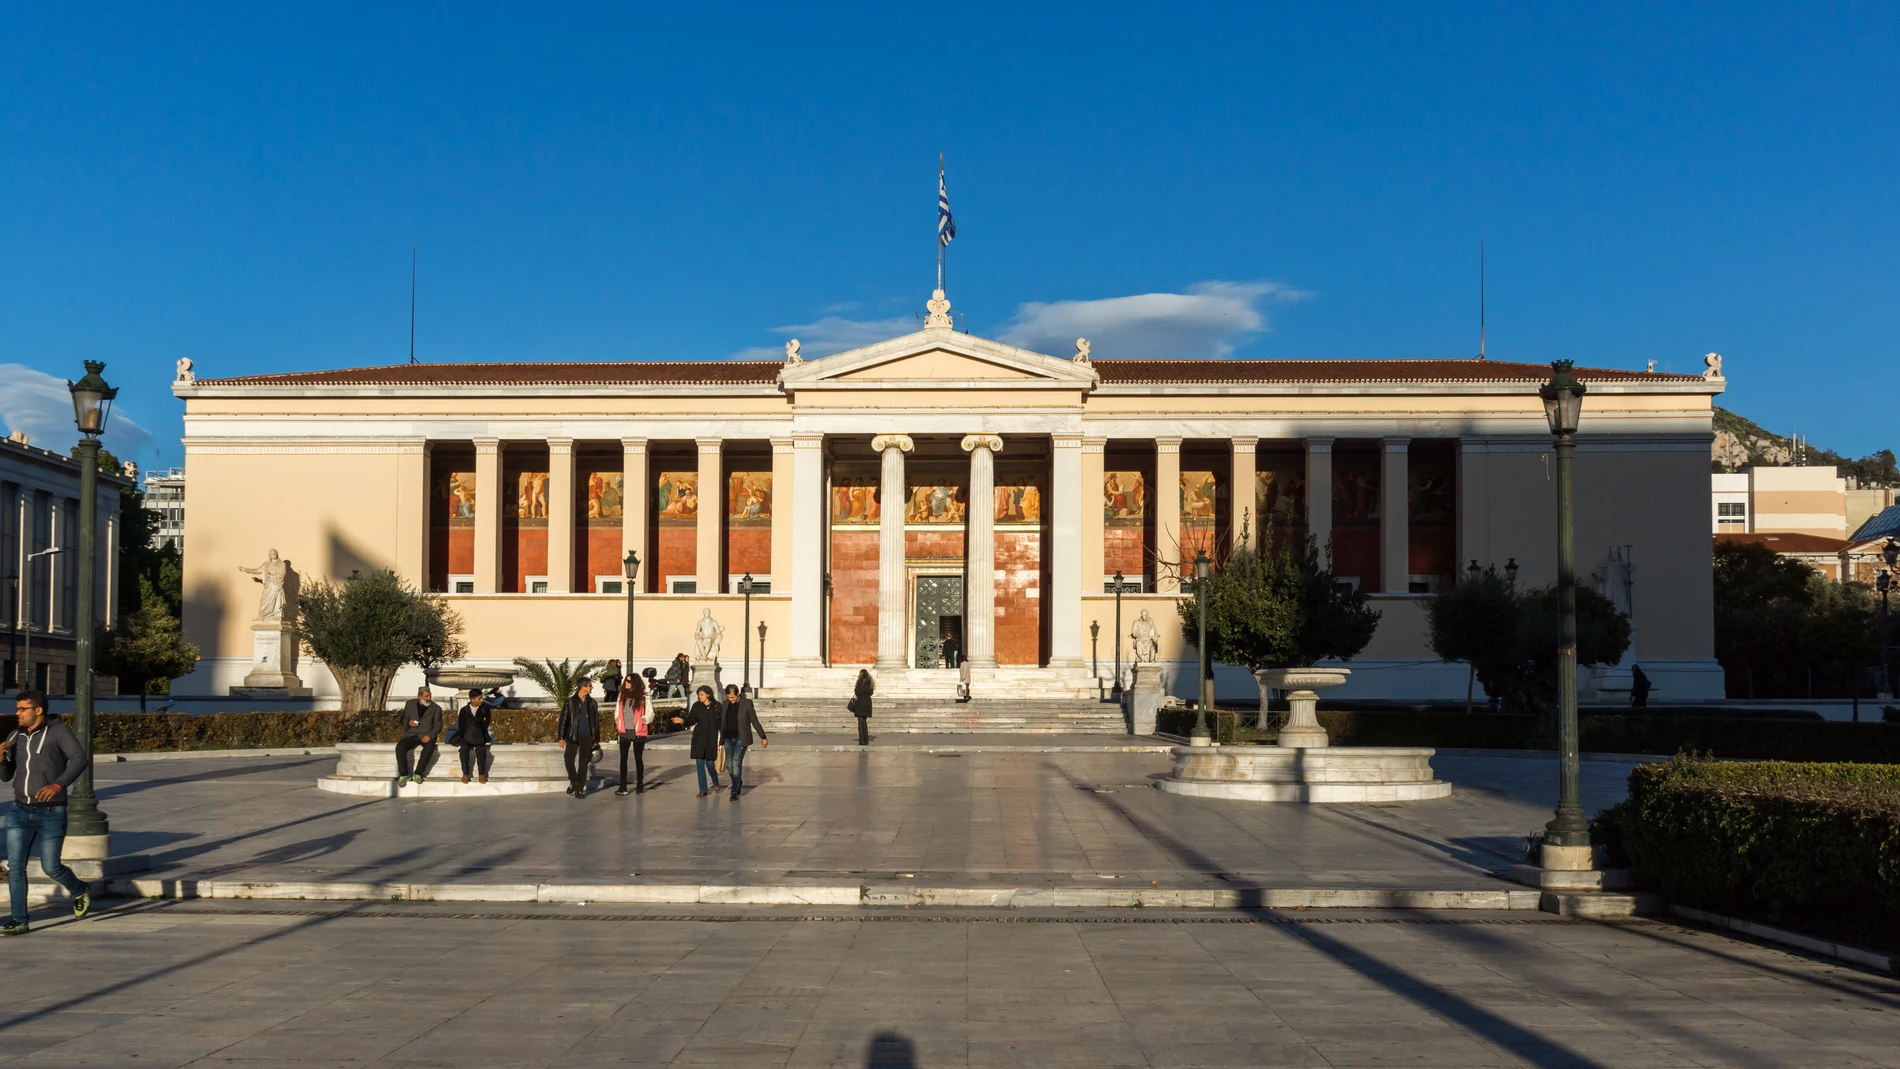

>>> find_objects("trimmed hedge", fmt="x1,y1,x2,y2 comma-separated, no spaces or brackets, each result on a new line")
1156,708,1240,743
0,709,684,753
1618,757,1900,953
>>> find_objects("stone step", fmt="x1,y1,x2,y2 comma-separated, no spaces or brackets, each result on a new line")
758,697,1130,734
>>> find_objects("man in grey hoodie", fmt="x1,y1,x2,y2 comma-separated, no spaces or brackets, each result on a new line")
0,690,92,935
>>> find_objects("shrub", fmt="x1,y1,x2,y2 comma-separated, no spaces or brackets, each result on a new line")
1155,707,1239,744
1615,756,1900,951
297,570,464,712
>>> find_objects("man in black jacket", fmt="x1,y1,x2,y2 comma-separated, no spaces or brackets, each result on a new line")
664,653,691,698
720,684,768,801
558,677,601,798
1,690,93,935
395,686,443,788
454,688,494,784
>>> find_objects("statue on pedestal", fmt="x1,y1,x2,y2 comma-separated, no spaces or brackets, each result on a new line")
239,549,289,621
233,549,310,697
693,609,725,663
1131,610,1160,664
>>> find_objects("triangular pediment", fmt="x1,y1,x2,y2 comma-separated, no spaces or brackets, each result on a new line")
778,329,1099,391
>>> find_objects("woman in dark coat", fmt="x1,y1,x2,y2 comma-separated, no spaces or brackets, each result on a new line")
852,669,875,746
678,685,725,796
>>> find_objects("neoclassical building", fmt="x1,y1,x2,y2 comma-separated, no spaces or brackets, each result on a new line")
173,293,1726,703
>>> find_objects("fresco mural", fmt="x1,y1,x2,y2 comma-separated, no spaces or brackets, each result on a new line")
436,471,476,523
656,472,698,522
1408,458,1455,525
513,471,549,520
994,478,1042,524
1255,465,1306,529
1332,454,1381,523
830,477,880,524
728,472,772,526
587,472,623,520
1181,471,1218,524
906,483,966,525
1104,471,1145,528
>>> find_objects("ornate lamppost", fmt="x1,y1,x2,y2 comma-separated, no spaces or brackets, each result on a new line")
621,550,640,698
1112,568,1125,698
1191,548,1212,744
65,360,117,840
757,621,767,691
740,572,754,695
1539,360,1588,859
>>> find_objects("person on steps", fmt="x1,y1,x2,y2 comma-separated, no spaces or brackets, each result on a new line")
721,684,768,800
455,687,493,784
680,685,724,796
395,686,443,787
558,677,601,799
851,669,875,746
0,690,92,936
614,674,652,796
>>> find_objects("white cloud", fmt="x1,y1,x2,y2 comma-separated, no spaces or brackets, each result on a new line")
732,314,920,360
0,363,155,460
997,281,1310,360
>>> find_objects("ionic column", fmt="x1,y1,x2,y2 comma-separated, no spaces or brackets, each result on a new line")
1080,437,1106,599
695,438,723,594
622,439,648,592
788,436,826,666
1382,437,1410,593
1230,437,1258,554
769,438,795,588
1456,438,1487,576
960,434,1003,667
872,435,913,667
396,440,429,590
1048,434,1084,667
546,438,575,593
1306,438,1333,570
474,438,502,593
1154,438,1182,592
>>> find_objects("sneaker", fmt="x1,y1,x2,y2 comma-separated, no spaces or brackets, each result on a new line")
72,892,90,920
697,791,709,797
729,792,740,801
393,776,408,787
573,788,586,799
614,786,630,796
0,921,27,936
566,786,575,795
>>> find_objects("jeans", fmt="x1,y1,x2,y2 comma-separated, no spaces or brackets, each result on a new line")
458,744,492,777
395,737,438,778
564,742,595,791
6,805,88,923
695,758,722,793
618,738,646,789
724,740,749,795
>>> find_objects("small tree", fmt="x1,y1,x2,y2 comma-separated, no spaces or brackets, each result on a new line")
296,569,465,712
1427,572,1631,728
512,657,607,707
1426,567,1521,713
96,598,200,712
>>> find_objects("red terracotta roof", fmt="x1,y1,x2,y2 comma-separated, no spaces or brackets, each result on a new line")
1714,532,1852,553
1091,358,1704,385
201,362,784,387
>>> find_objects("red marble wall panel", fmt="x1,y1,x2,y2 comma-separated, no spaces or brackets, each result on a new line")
1103,529,1145,586
1332,529,1380,590
905,529,965,560
728,528,771,582
827,530,879,664
585,527,622,591
994,530,1043,666
656,527,696,589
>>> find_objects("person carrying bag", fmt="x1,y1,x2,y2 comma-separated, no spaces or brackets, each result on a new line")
557,676,602,799
850,669,875,746
614,674,653,796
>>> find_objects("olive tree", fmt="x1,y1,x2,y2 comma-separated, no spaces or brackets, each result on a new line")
296,569,465,712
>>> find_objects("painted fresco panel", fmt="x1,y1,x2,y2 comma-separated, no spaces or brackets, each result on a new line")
587,472,624,520
1256,456,1307,552
994,477,1043,524
511,472,549,520
905,483,966,525
1332,453,1382,526
830,476,881,524
438,471,476,523
728,472,772,526
656,472,698,522
1104,471,1145,528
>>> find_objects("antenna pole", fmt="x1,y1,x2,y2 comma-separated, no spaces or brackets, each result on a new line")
1479,238,1486,361
409,245,417,365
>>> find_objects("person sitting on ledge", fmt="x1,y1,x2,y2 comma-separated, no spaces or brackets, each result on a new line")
394,686,443,788
454,687,493,784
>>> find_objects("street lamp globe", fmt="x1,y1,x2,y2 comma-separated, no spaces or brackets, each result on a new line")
622,550,641,582
1195,549,1210,581
1539,360,1587,437
68,360,118,437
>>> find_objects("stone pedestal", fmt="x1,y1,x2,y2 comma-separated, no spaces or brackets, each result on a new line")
1128,666,1163,736
57,833,151,881
234,620,311,697
1256,667,1349,749
1158,745,1452,802
692,659,719,696
319,742,585,797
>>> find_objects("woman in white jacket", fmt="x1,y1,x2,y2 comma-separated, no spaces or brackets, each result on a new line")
614,674,654,796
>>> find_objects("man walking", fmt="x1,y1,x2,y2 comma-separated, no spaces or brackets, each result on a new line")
455,687,494,784
721,683,768,801
680,685,724,796
1,690,93,935
395,686,443,788
601,660,623,705
1630,664,1652,709
664,653,692,699
558,676,601,799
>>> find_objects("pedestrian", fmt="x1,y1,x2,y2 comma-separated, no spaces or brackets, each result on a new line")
680,685,725,796
1630,664,1652,709
601,660,623,705
1,690,92,935
395,686,443,787
850,668,875,746
614,673,652,796
665,653,692,698
453,687,493,784
721,684,769,801
958,657,972,703
558,676,602,799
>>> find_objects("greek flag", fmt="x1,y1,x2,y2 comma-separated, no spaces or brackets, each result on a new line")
938,167,956,247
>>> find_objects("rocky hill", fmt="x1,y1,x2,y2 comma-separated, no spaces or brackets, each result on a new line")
1712,407,1895,487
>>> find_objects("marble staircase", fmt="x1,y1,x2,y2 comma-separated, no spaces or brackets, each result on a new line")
755,696,1129,734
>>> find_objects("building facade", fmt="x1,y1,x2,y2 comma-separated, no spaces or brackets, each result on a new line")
172,301,1728,703
1708,466,1848,538
2,435,128,694
142,467,186,552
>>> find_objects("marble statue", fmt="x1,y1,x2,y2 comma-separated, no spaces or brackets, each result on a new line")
693,608,725,662
239,549,289,621
121,460,138,480
1703,352,1723,380
1073,338,1091,363
785,338,803,363
1131,609,1159,664
175,357,195,384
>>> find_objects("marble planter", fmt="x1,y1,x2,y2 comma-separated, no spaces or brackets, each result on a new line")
1158,745,1452,802
424,665,516,694
319,741,582,797
1254,666,1349,748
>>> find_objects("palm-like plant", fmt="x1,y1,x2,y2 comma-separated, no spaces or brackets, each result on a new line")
511,657,608,706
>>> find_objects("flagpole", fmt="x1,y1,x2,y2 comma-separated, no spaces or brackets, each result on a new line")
937,153,945,293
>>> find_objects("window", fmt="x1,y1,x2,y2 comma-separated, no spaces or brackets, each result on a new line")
596,578,624,595
527,577,549,594
1407,575,1444,595
448,575,475,594
728,576,772,594
1717,502,1746,524
1103,576,1145,594
667,578,697,594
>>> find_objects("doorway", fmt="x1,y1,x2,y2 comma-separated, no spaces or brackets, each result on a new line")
913,575,964,668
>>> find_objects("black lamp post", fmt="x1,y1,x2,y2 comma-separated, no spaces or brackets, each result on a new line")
740,572,754,694
622,550,640,698
1539,360,1588,855
1504,557,1519,589
1112,569,1125,697
1089,620,1100,681
757,621,767,691
65,360,116,840
1881,539,1899,697
1191,548,1212,743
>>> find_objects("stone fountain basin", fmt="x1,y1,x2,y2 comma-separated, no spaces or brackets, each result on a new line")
1157,745,1452,803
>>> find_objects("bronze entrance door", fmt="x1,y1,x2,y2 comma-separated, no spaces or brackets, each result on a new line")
913,575,964,668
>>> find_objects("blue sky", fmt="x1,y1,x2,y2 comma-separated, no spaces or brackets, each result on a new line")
2,3,1895,469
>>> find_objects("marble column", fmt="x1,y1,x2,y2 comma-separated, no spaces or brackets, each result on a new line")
788,435,826,666
473,438,502,593
1230,437,1257,554
872,434,913,668
621,439,648,592
546,438,575,593
960,434,1002,667
1456,439,1488,576
695,438,723,595
396,440,429,591
1382,437,1410,593
1305,437,1333,570
1154,438,1182,592
769,439,795,588
1048,434,1084,667
1080,437,1106,598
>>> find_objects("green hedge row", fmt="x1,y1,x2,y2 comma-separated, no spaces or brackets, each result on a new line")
1616,757,1900,952
0,709,684,752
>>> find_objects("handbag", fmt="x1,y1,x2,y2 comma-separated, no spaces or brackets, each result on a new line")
847,696,862,715
715,744,727,774
444,723,462,746
590,743,604,764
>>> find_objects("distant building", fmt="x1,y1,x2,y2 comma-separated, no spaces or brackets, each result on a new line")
1709,466,1847,537
143,467,185,551
1,433,130,694
1846,484,1897,539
